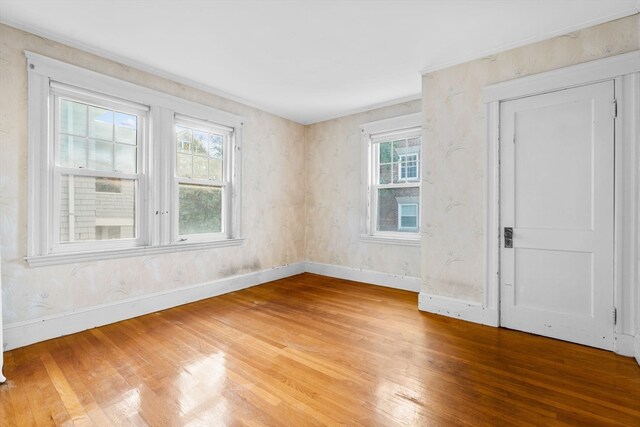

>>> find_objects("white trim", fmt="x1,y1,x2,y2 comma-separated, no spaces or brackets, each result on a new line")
615,333,636,357
421,7,639,76
615,73,639,343
361,113,421,136
3,262,306,351
485,101,501,319
635,334,640,366
26,238,244,267
304,261,420,293
359,235,420,247
418,293,499,327
484,52,640,357
483,50,640,103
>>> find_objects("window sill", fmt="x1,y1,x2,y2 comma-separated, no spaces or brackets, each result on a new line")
25,239,244,267
360,235,421,247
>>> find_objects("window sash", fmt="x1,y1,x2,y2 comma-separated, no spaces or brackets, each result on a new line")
49,90,147,253
368,129,421,239
370,183,421,238
172,117,234,243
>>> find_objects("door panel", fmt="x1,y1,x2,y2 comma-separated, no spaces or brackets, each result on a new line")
514,99,594,230
499,81,614,350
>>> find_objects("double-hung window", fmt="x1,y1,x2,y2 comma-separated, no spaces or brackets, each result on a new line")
361,113,421,243
26,52,243,266
174,116,232,241
52,86,147,252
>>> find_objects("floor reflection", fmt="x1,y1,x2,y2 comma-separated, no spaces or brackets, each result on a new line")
178,351,229,423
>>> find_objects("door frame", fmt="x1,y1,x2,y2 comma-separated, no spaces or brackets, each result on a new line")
483,50,640,357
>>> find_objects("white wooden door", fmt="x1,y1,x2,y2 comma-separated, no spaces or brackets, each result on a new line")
499,81,615,350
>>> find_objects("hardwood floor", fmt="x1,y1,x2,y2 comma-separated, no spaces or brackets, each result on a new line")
1,273,638,426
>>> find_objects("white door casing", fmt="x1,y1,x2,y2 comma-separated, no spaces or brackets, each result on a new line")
499,81,615,350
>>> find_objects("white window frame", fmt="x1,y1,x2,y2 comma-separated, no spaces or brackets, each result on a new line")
50,85,148,253
26,52,244,267
171,115,234,244
360,113,422,246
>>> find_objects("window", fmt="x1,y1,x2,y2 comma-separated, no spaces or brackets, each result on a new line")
53,89,144,250
174,117,232,241
361,113,421,243
26,52,244,266
399,153,418,180
398,203,418,231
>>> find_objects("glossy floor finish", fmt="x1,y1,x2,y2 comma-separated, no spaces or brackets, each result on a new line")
1,273,639,426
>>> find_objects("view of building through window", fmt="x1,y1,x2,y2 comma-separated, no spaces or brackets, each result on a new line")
57,98,138,242
375,136,420,233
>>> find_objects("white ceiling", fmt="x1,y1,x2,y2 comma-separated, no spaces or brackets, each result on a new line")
1,1,638,124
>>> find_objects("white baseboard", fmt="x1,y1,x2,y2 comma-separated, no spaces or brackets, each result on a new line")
3,262,306,351
304,261,421,293
635,334,640,366
614,333,636,357
418,292,499,327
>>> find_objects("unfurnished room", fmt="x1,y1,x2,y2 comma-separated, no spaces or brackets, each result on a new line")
0,0,639,425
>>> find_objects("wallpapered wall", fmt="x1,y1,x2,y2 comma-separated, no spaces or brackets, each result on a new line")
0,24,306,325
421,14,640,303
1,14,638,329
304,101,422,278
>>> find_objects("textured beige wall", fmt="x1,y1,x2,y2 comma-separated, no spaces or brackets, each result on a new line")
421,14,640,302
0,24,306,324
305,100,422,277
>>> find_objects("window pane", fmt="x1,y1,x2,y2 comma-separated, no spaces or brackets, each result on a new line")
88,106,114,141
115,144,137,173
193,156,209,179
176,123,225,181
193,130,210,155
401,204,417,216
114,112,137,144
392,140,406,183
208,158,223,181
379,142,392,163
209,135,223,159
177,153,192,177
88,140,114,171
379,164,391,184
60,99,87,136
60,175,135,242
58,98,141,174
95,177,122,193
392,139,405,162
401,215,417,229
177,127,192,153
407,136,420,150
60,135,87,168
377,187,419,232
178,184,222,235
